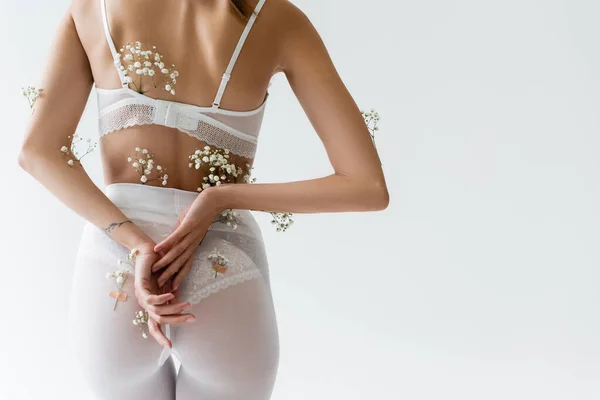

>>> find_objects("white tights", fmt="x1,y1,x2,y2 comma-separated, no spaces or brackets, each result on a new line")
68,262,280,400
66,184,280,399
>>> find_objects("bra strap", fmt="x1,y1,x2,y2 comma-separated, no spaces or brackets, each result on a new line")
212,0,267,109
100,0,128,87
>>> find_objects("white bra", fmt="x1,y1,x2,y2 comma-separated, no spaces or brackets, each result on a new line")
97,0,268,159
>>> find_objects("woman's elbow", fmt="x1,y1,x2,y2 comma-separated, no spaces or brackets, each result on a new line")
357,180,389,211
370,181,390,211
18,143,43,173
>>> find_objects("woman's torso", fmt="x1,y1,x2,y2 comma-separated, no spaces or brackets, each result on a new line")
72,0,281,192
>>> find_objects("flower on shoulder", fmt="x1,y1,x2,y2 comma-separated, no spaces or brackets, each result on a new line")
208,248,229,278
61,133,97,167
128,148,168,185
116,42,179,95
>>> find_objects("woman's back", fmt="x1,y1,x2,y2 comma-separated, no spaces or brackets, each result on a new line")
73,0,281,191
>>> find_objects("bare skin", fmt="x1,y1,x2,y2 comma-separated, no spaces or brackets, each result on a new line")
19,0,390,348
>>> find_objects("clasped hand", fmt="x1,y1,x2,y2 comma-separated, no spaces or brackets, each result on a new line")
152,187,224,290
133,189,223,348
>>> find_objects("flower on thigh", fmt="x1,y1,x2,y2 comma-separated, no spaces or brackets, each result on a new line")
208,248,229,278
105,248,138,310
133,310,149,339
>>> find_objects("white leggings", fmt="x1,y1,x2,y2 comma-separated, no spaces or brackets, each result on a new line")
66,183,280,399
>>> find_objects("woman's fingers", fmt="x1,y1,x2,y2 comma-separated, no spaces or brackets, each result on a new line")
157,241,199,287
148,319,171,348
152,234,192,271
172,255,195,292
146,300,191,316
144,292,175,306
154,222,191,254
146,309,196,327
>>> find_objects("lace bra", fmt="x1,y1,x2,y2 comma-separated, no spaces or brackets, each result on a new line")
97,0,268,159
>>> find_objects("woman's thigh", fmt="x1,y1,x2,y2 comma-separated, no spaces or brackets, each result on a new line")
67,235,176,400
172,278,280,400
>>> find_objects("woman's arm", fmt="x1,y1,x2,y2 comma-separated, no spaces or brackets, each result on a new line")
209,4,389,214
17,4,153,251
152,3,389,281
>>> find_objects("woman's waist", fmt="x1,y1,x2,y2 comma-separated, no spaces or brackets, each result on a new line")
104,182,261,237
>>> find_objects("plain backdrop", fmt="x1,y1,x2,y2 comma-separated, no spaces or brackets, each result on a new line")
1,0,600,399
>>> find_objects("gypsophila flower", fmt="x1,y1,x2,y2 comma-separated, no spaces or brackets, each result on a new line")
361,108,380,148
60,133,98,167
189,146,246,192
117,41,179,95
128,147,168,185
270,212,294,232
243,163,257,184
106,248,137,310
208,248,229,278
21,85,41,112
133,309,150,339
239,163,294,232
216,209,241,229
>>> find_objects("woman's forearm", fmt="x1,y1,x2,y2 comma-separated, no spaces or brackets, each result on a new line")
18,146,153,251
212,173,389,214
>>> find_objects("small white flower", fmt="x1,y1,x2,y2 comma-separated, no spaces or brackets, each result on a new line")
132,162,139,168
125,76,133,83
162,180,167,186
157,165,162,171
142,149,148,154
148,69,155,77
116,276,124,284
162,68,169,74
135,147,141,151
124,54,133,61
163,174,168,179
67,159,74,166
165,84,171,91
140,175,148,183
61,146,68,153
170,89,176,95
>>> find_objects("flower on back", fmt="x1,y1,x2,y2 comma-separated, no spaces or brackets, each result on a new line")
115,41,179,95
